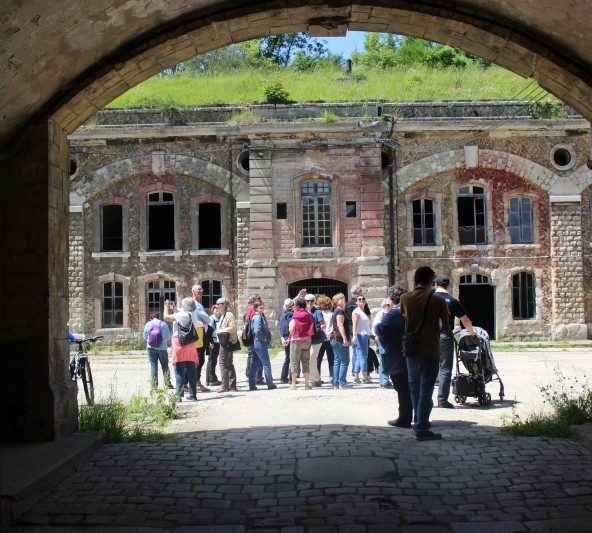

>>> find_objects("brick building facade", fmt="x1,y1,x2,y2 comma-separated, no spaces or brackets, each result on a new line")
68,102,592,341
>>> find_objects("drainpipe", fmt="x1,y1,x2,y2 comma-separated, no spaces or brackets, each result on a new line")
388,149,395,285
227,137,237,304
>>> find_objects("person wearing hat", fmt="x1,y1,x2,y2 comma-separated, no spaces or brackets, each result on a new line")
215,297,239,393
278,298,295,384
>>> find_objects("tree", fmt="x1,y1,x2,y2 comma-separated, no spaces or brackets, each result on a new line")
253,33,330,68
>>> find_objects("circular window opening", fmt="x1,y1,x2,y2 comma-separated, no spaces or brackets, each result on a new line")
238,151,250,174
69,157,78,179
550,144,575,171
381,151,390,170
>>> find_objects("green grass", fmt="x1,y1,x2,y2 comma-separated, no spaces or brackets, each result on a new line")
108,65,547,109
79,388,178,442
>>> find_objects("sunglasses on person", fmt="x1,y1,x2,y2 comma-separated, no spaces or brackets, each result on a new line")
357,297,366,301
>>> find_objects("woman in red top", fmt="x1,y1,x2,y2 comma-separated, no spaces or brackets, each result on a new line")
288,298,315,390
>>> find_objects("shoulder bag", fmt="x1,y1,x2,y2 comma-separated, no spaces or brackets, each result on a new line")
217,313,242,352
401,292,433,357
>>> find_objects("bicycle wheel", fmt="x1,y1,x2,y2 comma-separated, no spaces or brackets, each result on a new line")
80,359,95,405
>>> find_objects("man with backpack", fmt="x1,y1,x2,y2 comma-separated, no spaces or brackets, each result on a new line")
143,312,173,389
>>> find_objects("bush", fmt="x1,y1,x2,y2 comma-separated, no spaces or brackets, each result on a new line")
424,46,470,68
528,100,568,119
321,111,339,123
262,81,291,104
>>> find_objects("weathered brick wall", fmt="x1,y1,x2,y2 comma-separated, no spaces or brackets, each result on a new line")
550,202,587,339
68,211,85,333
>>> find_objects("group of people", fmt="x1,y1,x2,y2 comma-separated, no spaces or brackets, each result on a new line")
143,267,477,441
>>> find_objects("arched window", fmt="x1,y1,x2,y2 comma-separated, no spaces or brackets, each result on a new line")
202,280,222,311
147,191,175,250
102,281,123,327
412,198,435,245
512,272,535,319
458,185,487,245
301,180,331,247
509,197,533,244
101,204,123,251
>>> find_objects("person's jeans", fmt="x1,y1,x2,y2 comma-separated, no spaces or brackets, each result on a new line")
206,343,220,384
280,345,291,382
406,355,440,434
331,339,350,387
354,333,369,373
317,340,334,379
376,340,389,385
391,372,413,425
438,332,455,402
147,347,170,387
246,346,263,381
250,339,275,388
174,361,197,400
219,345,237,390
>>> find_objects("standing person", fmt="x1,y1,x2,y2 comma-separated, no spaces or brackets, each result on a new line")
305,294,325,387
376,286,412,428
345,285,370,377
243,295,264,385
163,298,202,402
205,305,222,387
288,297,314,390
434,276,476,408
372,298,393,389
249,300,278,391
192,284,211,392
316,295,334,383
352,294,372,384
329,293,352,389
215,297,239,393
278,298,295,384
143,312,173,389
400,266,450,441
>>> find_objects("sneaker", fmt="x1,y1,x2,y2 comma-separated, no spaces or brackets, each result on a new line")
353,377,361,384
362,377,372,384
387,419,412,428
338,383,354,389
280,379,290,384
216,387,229,394
185,396,197,402
267,384,278,390
415,430,443,441
208,380,222,387
437,400,455,409
166,382,175,390
249,386,258,391
313,381,323,387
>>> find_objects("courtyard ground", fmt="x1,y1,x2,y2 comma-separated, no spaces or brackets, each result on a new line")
12,349,592,531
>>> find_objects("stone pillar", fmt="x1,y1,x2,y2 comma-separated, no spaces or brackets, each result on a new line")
550,199,587,339
0,120,75,441
68,208,85,332
245,148,278,323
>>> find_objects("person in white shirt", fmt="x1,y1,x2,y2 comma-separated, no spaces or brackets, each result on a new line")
352,294,372,384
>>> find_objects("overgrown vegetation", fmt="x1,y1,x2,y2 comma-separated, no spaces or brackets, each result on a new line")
262,80,291,104
528,100,568,119
78,388,178,442
502,369,592,438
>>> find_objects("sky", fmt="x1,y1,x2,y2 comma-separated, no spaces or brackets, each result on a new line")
322,31,367,58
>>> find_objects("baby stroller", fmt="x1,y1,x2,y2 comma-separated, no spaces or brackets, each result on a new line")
452,327,504,406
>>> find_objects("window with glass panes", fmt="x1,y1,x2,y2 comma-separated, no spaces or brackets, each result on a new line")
147,280,176,316
509,197,533,244
412,198,435,245
512,272,535,319
202,280,222,311
457,185,487,245
301,180,331,247
102,281,123,327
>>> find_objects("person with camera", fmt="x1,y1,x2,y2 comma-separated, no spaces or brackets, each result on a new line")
400,266,449,441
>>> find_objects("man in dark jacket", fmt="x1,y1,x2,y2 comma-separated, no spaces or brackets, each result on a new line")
400,266,450,441
376,285,412,428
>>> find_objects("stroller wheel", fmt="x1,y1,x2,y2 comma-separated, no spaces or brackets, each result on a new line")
454,395,466,404
478,393,492,406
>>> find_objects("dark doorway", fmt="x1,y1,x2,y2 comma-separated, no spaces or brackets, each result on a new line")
288,278,348,299
198,202,222,249
459,279,496,339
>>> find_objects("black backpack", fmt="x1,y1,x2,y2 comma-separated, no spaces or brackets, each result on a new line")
178,313,198,346
241,318,254,346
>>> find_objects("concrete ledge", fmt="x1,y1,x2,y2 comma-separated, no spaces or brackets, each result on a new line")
0,432,102,528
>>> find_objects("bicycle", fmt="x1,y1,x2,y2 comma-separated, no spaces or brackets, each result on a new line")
69,336,102,405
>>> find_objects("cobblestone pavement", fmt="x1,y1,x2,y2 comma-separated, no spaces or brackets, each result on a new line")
17,350,592,531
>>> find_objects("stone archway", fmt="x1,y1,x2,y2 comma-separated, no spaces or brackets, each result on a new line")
5,0,592,441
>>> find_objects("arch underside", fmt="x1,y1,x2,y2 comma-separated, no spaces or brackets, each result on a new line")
3,1,592,149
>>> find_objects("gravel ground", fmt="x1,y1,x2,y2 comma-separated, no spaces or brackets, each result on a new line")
84,348,592,433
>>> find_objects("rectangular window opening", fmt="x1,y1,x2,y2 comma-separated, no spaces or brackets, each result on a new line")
458,195,487,245
102,281,124,328
345,201,357,218
276,203,287,220
101,204,123,252
148,204,175,250
198,202,222,250
412,199,436,245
